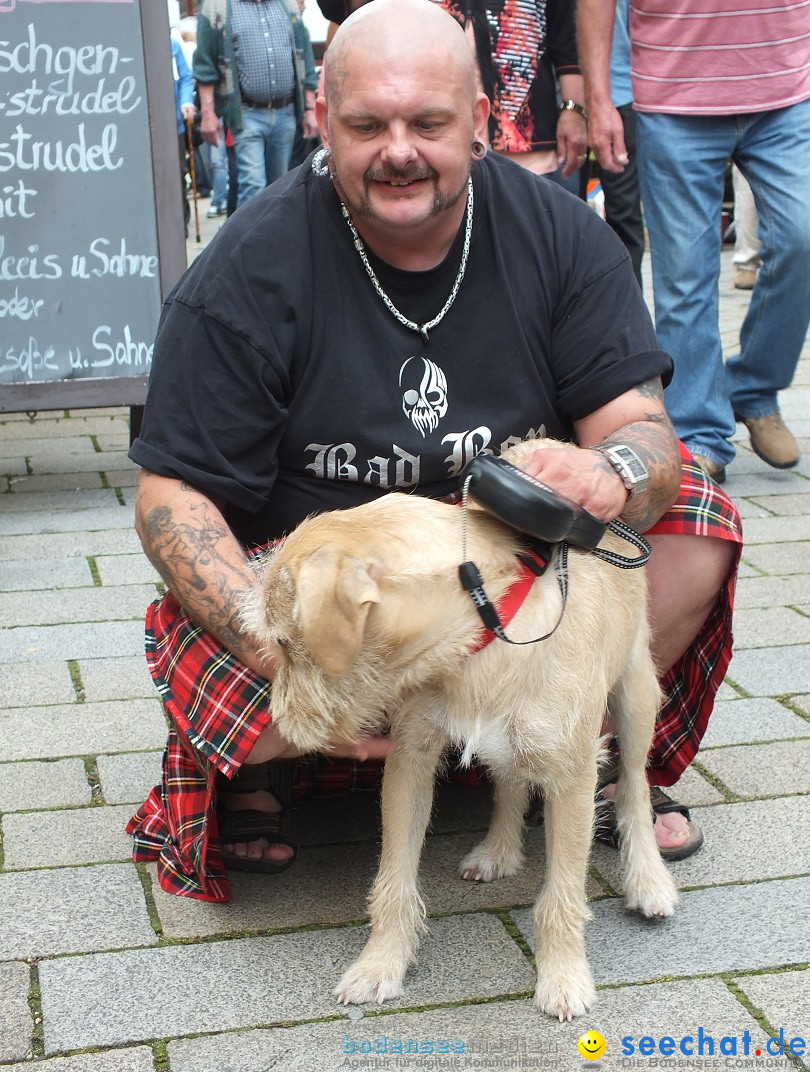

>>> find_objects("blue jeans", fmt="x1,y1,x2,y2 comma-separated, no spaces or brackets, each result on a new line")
203,135,229,211
638,100,810,467
233,103,297,208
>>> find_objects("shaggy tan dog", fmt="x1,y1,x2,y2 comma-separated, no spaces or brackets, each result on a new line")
242,441,679,1021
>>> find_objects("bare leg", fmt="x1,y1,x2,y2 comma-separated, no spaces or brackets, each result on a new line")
646,532,735,677
605,532,736,850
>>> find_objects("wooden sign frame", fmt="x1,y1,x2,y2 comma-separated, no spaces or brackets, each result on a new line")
0,1,186,414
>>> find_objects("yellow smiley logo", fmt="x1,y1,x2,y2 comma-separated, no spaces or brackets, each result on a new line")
577,1030,607,1060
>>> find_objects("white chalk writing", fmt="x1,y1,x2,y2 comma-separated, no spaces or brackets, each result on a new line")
0,285,43,319
0,7,163,390
0,178,36,217
0,23,129,95
0,236,62,280
90,324,152,368
1,75,141,117
0,122,123,172
0,335,58,378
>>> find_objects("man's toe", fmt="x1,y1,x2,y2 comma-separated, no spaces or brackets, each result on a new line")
653,810,689,850
263,841,294,863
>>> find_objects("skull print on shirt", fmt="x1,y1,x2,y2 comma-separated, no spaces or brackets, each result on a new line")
399,356,448,437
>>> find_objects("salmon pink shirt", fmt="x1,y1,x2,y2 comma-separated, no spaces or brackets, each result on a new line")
629,0,810,114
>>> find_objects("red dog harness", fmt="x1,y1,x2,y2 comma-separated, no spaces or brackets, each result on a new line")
467,543,554,654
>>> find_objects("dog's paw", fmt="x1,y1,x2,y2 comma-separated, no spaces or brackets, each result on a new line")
334,963,405,1006
625,875,679,919
533,968,596,1022
459,846,523,883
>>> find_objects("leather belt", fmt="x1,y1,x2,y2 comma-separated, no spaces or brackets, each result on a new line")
241,92,294,110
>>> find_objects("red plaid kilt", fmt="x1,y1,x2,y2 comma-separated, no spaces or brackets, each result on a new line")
127,444,742,902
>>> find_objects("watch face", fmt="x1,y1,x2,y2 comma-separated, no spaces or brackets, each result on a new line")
599,445,649,493
613,447,648,483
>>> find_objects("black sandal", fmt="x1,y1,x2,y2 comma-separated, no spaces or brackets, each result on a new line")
217,760,298,874
593,783,704,862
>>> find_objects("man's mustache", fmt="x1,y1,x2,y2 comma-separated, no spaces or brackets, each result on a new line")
365,168,437,183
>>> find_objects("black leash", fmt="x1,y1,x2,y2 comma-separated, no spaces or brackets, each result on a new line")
459,541,570,647
458,477,651,647
593,519,651,569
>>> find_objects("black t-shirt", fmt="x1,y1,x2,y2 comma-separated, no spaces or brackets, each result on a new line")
130,153,671,544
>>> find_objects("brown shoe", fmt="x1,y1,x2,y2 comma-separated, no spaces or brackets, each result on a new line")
691,453,727,484
734,267,757,290
737,412,799,469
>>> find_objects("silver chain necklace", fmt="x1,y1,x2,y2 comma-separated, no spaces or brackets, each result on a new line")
339,176,474,344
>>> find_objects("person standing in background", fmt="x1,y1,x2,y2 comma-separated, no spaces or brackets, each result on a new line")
194,0,319,208
204,105,231,219
578,0,810,483
178,15,198,67
289,0,322,168
439,0,589,191
177,14,231,218
171,36,196,238
732,165,762,291
597,0,643,287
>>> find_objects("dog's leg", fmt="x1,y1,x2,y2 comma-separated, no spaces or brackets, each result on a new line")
532,772,598,1021
610,633,679,918
334,736,444,1006
459,773,527,881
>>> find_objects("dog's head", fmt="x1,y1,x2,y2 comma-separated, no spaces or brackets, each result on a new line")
241,517,391,753
288,546,382,675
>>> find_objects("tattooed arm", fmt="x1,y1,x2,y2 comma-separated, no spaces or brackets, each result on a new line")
518,377,681,532
134,469,282,681
134,470,397,762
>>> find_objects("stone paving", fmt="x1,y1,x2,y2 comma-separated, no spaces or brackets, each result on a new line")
1,211,809,1070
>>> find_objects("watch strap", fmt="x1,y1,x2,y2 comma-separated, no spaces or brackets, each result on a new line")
560,99,588,121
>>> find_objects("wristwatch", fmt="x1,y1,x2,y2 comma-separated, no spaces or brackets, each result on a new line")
591,444,650,497
560,99,588,121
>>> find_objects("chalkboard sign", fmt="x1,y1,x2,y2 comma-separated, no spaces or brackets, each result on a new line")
0,0,186,413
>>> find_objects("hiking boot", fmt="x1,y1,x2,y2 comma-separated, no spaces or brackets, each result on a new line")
691,453,727,484
736,412,799,469
734,268,757,290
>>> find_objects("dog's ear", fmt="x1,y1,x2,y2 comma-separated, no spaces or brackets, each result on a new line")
295,550,381,675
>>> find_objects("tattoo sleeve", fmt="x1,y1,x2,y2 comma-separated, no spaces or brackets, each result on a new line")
134,477,261,663
589,378,682,532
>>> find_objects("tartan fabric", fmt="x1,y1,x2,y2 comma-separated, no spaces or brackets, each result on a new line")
644,444,742,784
648,443,741,542
128,443,742,901
141,587,273,779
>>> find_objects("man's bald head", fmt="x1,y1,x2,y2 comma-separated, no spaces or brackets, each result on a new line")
323,0,477,107
314,0,490,262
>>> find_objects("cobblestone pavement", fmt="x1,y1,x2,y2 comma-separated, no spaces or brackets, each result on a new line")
1,208,809,1070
